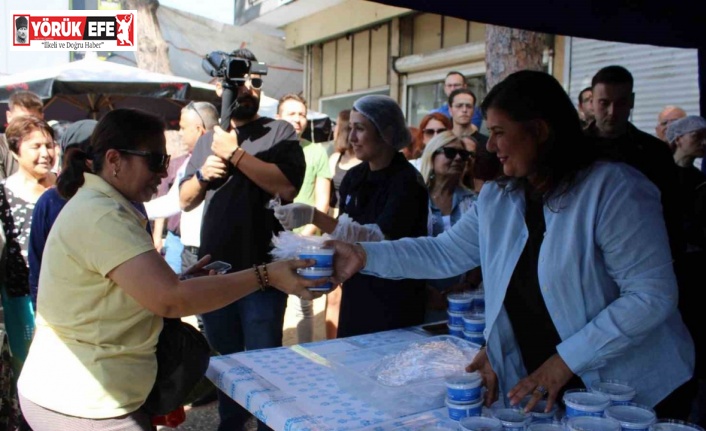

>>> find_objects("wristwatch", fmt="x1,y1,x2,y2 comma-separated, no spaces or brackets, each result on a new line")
195,169,209,183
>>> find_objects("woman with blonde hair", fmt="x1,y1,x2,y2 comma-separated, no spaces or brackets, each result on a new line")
418,131,478,320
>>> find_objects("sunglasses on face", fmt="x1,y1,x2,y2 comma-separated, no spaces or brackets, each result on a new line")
118,149,171,173
236,76,263,90
434,147,475,161
423,128,447,137
186,102,206,128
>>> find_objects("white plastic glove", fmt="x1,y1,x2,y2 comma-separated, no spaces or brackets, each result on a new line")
273,203,315,230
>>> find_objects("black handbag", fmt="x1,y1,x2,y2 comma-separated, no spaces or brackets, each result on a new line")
142,318,211,416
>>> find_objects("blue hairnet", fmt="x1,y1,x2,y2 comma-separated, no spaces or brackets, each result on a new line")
352,95,410,150
666,116,706,144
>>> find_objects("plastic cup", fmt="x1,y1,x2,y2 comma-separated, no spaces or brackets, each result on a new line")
566,416,621,431
649,420,706,431
448,324,465,338
520,396,558,423
448,310,466,326
448,292,474,312
591,380,636,406
446,397,483,421
297,245,334,269
446,372,482,403
604,403,656,431
528,422,566,431
297,267,333,291
492,408,532,431
563,389,611,418
463,312,486,332
463,330,485,346
460,416,504,431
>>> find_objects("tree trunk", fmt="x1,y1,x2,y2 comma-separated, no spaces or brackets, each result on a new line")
485,25,547,90
120,0,172,74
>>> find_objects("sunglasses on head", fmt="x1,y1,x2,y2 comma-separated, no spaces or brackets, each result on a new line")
186,102,206,128
118,149,171,173
423,128,447,137
434,147,475,161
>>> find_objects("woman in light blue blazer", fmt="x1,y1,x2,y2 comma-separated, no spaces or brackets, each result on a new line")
327,71,694,419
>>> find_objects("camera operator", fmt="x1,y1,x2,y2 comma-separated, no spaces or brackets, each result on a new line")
179,48,305,431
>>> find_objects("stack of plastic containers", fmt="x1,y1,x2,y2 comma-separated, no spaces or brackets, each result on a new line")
447,291,486,345
296,245,334,292
445,372,483,421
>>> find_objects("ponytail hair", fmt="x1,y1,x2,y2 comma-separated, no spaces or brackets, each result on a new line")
56,148,91,199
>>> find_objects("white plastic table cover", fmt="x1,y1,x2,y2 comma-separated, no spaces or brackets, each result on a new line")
205,327,462,431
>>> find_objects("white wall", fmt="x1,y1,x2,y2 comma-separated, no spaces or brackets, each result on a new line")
158,0,235,25
1,0,70,76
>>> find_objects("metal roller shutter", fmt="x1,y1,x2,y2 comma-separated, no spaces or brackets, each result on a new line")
566,37,699,136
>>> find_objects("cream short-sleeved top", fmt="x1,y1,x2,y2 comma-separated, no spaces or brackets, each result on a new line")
19,173,161,419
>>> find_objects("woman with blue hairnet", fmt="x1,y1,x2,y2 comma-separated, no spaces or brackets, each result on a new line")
275,95,429,337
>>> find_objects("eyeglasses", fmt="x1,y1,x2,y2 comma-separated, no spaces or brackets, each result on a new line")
186,102,206,128
117,149,171,173
236,76,263,90
423,128,447,137
452,103,474,110
434,147,475,161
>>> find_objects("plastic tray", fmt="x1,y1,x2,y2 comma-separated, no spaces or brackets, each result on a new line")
326,335,481,417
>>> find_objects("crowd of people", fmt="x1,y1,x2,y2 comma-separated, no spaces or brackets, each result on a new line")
0,47,703,431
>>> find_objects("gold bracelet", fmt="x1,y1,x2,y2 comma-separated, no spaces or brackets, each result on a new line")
260,263,270,288
230,147,245,168
253,264,264,290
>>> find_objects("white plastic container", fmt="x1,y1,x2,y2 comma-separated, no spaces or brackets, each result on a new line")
460,416,504,431
528,422,566,431
446,397,483,421
520,397,558,423
591,380,636,406
649,420,706,431
445,372,482,403
604,403,656,431
463,330,485,346
448,292,474,312
448,310,466,326
567,416,621,431
448,324,465,338
297,245,334,268
492,408,533,431
326,335,480,417
563,389,611,418
463,312,486,332
297,267,333,291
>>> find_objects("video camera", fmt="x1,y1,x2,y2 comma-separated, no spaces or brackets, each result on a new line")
202,51,268,129
202,51,268,85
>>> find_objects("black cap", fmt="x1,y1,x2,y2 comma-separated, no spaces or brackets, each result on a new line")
60,120,97,153
16,16,28,29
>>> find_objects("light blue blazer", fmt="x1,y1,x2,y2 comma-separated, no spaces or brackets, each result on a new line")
361,161,694,407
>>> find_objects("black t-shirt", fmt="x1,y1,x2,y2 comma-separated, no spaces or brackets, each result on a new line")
182,117,305,270
336,152,429,337
585,122,685,259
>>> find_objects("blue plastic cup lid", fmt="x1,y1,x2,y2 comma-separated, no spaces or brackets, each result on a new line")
492,408,532,425
528,423,566,431
448,323,464,330
520,396,557,417
567,417,621,431
459,416,503,431
446,372,482,388
591,380,636,402
448,310,466,316
297,245,334,254
446,397,483,408
448,292,473,302
463,313,485,322
604,404,656,429
650,420,706,431
563,389,611,411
